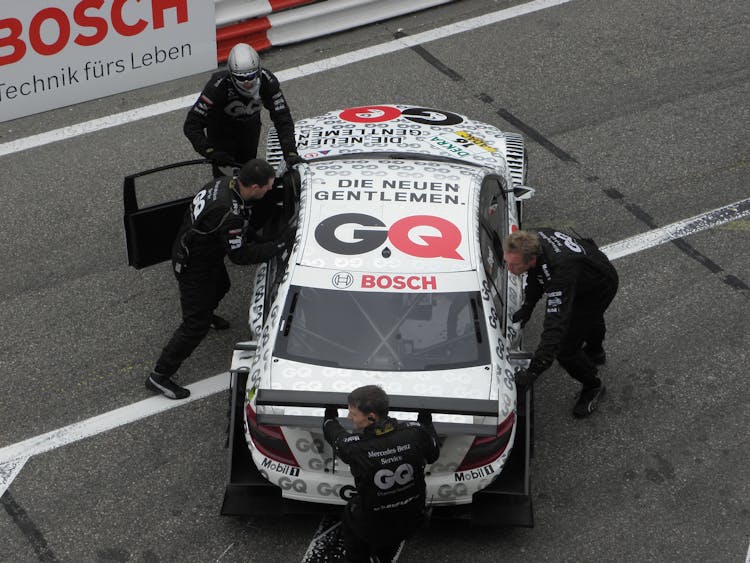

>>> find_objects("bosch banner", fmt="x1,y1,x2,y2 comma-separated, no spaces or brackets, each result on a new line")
0,0,216,122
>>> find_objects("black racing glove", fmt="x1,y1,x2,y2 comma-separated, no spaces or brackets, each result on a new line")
417,410,432,424
285,152,306,168
511,304,534,327
205,148,235,166
273,222,297,252
514,368,539,389
324,406,339,421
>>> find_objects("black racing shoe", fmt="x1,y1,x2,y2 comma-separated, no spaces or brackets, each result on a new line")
582,345,607,365
210,314,230,330
145,371,190,400
573,382,606,418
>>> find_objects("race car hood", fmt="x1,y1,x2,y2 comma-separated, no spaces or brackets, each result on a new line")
294,104,510,172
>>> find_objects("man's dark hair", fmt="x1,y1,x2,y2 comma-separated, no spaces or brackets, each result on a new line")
238,158,275,187
348,385,389,418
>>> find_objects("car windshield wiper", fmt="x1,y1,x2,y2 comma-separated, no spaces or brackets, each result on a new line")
282,292,299,336
470,298,483,343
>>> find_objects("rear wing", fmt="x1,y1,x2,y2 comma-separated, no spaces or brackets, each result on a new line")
254,388,501,436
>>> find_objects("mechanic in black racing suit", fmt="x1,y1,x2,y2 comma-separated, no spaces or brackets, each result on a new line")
504,229,619,418
183,43,304,178
146,159,295,400
324,385,440,563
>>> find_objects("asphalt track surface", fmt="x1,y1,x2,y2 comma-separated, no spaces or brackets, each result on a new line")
1,0,748,561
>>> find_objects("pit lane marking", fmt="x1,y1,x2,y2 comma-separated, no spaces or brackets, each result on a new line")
0,373,229,497
0,0,575,158
601,198,750,261
2,198,748,500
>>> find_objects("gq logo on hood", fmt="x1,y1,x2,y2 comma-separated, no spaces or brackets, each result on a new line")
0,0,216,122
314,213,463,260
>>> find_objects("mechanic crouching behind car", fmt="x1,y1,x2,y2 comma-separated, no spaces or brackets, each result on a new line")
504,229,619,418
146,159,295,400
324,385,440,563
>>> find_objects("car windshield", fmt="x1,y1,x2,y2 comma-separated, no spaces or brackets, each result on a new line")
274,286,490,371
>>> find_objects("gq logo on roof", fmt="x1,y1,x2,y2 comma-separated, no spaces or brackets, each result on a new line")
315,213,463,260
339,105,463,126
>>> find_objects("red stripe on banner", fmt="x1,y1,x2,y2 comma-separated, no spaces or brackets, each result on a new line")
269,0,318,11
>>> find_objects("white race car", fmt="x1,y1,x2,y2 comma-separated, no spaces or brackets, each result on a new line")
220,105,536,525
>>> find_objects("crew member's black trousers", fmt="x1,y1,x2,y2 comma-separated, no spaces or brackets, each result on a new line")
155,263,230,376
341,504,420,563
208,117,261,178
556,277,619,388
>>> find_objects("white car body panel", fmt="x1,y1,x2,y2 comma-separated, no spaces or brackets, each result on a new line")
235,104,531,507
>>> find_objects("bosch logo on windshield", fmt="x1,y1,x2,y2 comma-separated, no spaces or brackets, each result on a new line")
314,213,462,260
362,275,436,291
331,272,354,289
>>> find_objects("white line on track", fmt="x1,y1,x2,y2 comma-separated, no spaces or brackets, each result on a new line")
1,198,747,498
0,373,229,497
0,0,574,158
602,198,750,261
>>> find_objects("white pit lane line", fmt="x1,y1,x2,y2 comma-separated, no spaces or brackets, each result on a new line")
0,0,575,157
0,373,229,497
1,198,748,498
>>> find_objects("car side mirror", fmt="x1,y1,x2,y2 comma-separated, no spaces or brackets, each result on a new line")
513,185,536,200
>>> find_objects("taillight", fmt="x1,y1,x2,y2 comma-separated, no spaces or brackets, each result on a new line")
246,403,299,467
456,412,515,471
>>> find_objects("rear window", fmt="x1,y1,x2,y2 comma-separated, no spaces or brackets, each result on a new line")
274,286,490,371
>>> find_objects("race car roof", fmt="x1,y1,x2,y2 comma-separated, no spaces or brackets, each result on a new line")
296,158,484,276
294,104,509,170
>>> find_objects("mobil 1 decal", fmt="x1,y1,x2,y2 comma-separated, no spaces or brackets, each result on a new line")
315,213,462,260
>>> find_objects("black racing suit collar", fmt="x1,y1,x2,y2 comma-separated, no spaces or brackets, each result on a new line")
363,416,398,437
229,177,247,211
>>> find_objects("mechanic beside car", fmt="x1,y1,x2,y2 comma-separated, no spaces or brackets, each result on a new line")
505,229,619,418
324,385,440,563
183,43,305,178
146,159,295,400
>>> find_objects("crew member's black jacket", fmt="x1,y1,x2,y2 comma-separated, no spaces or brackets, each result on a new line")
172,176,288,274
523,229,618,374
323,413,440,530
183,68,297,158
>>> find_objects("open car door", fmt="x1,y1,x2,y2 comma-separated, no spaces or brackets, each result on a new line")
123,159,213,269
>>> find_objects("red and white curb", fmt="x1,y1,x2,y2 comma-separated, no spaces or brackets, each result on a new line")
215,0,455,61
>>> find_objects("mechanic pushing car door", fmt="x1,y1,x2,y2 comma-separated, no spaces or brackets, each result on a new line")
146,159,296,400
183,43,304,178
324,385,440,563
505,229,619,418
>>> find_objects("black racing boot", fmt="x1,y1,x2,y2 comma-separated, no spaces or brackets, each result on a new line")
573,379,605,418
210,314,231,330
146,371,190,400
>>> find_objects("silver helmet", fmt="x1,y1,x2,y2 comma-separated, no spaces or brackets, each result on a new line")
227,43,261,96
